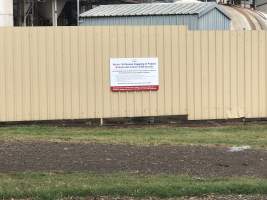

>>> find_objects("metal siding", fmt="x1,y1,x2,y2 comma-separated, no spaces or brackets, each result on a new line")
182,15,199,30
79,2,231,30
81,15,201,30
256,3,267,13
199,9,230,30
80,2,224,17
0,26,266,122
255,0,267,6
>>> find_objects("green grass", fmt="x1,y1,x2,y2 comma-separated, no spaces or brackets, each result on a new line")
1,126,266,199
0,172,267,200
0,124,267,148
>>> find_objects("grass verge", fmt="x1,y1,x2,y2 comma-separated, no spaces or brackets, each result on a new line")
0,124,267,148
1,172,267,200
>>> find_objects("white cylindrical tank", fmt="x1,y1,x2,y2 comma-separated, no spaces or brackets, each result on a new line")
0,0,13,26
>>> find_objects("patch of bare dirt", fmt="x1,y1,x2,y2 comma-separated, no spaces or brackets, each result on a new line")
0,141,267,177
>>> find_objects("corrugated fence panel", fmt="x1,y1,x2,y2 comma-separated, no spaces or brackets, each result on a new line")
230,31,238,118
251,31,259,118
186,29,267,120
140,26,151,116
78,27,88,119
244,31,252,118
179,27,188,115
163,26,173,114
6,28,15,121
201,31,209,119
208,31,217,119
0,26,267,122
156,26,165,116
222,31,231,119
215,31,224,119
102,26,112,118
259,31,266,117
171,26,180,115
125,26,135,117
86,27,96,118
237,31,245,118
133,26,144,116
186,30,194,119
148,26,158,117
0,29,6,121
192,31,202,120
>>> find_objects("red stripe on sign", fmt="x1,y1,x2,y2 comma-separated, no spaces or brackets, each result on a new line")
111,86,159,92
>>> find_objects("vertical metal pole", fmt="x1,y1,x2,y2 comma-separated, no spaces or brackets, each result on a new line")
55,0,57,26
77,0,80,26
23,0,26,26
31,0,34,26
52,0,58,26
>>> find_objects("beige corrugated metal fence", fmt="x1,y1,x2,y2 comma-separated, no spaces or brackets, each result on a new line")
0,26,266,122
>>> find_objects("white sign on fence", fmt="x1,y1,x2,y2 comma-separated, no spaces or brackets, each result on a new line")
110,58,159,92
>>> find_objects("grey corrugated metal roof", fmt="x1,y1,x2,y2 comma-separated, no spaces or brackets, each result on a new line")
80,2,231,19
255,0,267,6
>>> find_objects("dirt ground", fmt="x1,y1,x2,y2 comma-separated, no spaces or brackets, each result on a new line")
0,141,267,177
